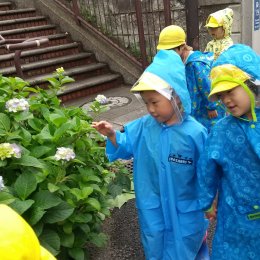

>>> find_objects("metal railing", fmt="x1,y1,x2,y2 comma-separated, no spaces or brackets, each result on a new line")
54,0,199,69
0,35,49,78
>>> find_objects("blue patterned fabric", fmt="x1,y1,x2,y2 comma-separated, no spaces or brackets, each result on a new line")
185,51,225,130
198,44,260,259
198,111,260,259
213,44,260,80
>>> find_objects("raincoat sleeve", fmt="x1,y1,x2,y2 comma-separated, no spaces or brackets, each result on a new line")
197,130,223,211
194,62,217,111
106,130,133,162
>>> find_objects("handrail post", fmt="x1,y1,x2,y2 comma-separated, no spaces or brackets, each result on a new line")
14,50,23,78
163,0,171,26
135,0,148,69
185,0,199,50
71,0,81,26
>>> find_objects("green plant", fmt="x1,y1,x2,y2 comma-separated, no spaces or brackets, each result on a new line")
0,68,131,260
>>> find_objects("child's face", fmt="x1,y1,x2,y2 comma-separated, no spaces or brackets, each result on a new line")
141,90,180,125
217,86,252,119
208,26,225,40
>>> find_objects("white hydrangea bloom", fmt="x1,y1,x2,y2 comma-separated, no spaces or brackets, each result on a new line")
0,143,21,160
10,143,22,158
0,176,4,191
95,94,108,105
6,98,29,113
54,147,75,161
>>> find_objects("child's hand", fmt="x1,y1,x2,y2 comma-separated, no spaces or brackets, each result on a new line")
208,109,218,119
92,121,115,137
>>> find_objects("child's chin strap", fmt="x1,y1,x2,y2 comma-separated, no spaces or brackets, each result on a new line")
212,76,257,122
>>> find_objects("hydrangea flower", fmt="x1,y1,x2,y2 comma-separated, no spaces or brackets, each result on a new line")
0,176,4,191
6,98,29,113
95,94,108,105
0,143,22,160
56,67,64,74
54,147,75,161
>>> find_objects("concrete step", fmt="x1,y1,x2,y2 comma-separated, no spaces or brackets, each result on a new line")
0,24,57,39
0,52,95,77
0,16,47,31
29,63,110,87
59,74,123,102
0,2,12,11
0,8,36,20
0,42,82,67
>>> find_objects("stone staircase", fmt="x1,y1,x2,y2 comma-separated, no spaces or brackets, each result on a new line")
0,1,123,102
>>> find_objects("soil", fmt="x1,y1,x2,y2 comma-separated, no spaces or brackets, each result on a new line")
88,199,216,260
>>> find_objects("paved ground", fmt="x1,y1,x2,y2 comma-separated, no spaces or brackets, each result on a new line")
66,85,215,259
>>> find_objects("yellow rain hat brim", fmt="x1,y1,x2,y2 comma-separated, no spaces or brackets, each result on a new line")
131,71,170,92
205,16,223,28
209,64,250,101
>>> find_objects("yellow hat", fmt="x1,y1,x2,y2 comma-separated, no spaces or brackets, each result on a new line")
0,204,56,260
205,16,223,28
131,71,170,92
157,25,186,50
209,64,250,101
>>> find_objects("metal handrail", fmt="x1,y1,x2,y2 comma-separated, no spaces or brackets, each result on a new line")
0,35,49,78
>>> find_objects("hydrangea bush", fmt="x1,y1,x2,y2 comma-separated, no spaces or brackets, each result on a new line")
0,69,131,259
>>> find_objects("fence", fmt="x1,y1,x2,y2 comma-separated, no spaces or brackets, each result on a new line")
54,0,199,69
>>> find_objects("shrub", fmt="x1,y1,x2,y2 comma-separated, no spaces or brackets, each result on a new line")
0,68,131,260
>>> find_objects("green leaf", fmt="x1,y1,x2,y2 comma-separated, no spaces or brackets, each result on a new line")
60,232,75,248
68,248,85,260
47,183,59,193
10,199,34,214
31,145,53,158
20,127,32,144
0,191,15,204
61,76,75,85
14,172,37,200
40,228,60,256
28,206,46,225
53,122,72,141
0,113,10,130
89,232,107,247
70,187,93,201
14,111,33,122
13,155,45,168
33,190,62,209
49,113,67,127
0,160,7,167
34,125,53,142
108,183,123,197
43,202,74,223
86,198,101,211
111,193,135,209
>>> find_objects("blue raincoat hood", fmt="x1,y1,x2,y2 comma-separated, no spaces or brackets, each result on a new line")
186,51,214,67
213,44,260,81
145,50,191,115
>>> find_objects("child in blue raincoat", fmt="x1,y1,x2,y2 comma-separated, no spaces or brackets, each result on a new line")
92,50,209,260
197,44,260,259
157,25,225,131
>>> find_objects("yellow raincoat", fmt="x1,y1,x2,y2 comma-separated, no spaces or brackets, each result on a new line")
205,8,233,60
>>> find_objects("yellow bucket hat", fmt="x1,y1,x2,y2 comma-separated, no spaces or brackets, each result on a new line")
157,25,186,50
209,64,250,101
0,204,56,260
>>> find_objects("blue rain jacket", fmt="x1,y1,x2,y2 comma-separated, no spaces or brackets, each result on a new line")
198,111,260,259
185,51,225,130
198,44,260,259
106,50,208,260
